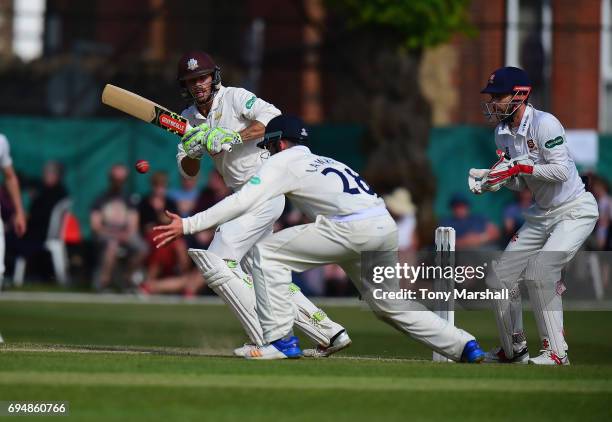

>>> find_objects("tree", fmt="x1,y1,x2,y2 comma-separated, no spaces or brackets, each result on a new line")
324,0,473,242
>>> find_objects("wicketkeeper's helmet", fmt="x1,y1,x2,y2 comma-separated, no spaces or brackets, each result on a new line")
481,66,531,122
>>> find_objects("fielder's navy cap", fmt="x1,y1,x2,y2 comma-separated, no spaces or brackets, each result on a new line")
481,66,531,94
258,114,309,148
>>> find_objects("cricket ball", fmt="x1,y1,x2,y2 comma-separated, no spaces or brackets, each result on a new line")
135,159,150,174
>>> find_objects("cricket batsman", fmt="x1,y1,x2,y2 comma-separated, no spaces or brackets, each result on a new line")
173,51,350,357
154,114,485,362
470,67,598,365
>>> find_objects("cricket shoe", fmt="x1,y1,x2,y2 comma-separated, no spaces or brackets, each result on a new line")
460,339,485,363
528,349,570,366
244,336,303,360
233,343,258,357
303,331,352,358
484,346,529,364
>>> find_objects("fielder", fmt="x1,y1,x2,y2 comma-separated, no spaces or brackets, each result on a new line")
0,133,26,343
174,51,349,356
470,66,598,365
155,114,485,362
0,133,27,287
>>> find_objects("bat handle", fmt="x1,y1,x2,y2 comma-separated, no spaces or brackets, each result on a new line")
222,144,232,152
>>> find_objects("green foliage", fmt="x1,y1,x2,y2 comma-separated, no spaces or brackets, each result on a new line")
329,0,474,50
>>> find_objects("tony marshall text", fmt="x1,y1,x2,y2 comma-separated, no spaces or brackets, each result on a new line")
372,288,509,301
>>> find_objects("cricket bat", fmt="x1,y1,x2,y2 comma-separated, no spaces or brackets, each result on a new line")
101,84,232,151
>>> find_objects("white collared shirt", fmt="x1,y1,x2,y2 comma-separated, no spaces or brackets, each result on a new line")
183,146,385,234
494,105,584,209
0,134,12,168
176,85,281,189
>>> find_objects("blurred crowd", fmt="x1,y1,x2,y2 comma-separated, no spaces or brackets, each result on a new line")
2,159,611,298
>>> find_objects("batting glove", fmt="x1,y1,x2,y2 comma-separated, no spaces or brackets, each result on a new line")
205,127,242,155
181,123,210,160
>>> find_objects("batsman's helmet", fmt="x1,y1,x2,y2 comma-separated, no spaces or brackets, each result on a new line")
177,51,221,102
481,66,532,122
258,115,309,150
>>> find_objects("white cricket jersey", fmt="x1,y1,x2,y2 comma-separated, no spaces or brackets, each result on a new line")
494,105,584,209
183,145,385,234
0,134,13,169
177,85,281,189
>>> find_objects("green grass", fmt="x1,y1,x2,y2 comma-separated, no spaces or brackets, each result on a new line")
1,300,611,421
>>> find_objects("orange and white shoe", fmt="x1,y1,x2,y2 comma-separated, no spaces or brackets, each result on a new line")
244,336,303,360
528,349,570,366
233,343,258,357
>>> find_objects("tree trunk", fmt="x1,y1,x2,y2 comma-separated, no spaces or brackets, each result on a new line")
325,32,437,244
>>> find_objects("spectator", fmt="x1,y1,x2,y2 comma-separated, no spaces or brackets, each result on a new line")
440,193,500,250
168,175,199,217
12,161,68,280
195,170,231,211
140,170,231,297
502,188,533,244
25,162,68,243
384,187,419,252
589,175,611,250
138,171,190,285
90,164,147,291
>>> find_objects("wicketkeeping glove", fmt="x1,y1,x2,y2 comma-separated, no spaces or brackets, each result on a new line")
181,123,210,160
468,168,492,194
485,150,533,187
468,150,533,194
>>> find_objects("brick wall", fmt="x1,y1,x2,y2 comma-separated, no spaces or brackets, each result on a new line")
452,0,506,125
551,0,600,128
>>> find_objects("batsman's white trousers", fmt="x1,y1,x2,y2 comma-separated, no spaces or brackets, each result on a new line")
491,191,599,356
251,212,475,361
195,195,345,347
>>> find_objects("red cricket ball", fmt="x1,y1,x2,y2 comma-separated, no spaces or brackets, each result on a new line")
135,160,150,174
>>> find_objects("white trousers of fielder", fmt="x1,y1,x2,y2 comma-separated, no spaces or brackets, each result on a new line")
251,211,475,361
189,195,345,347
489,191,598,357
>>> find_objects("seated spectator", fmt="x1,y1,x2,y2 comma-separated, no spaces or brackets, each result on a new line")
384,187,419,252
168,175,199,217
502,188,533,244
138,171,190,286
90,164,147,291
439,194,500,250
11,161,68,281
139,268,205,298
140,170,232,297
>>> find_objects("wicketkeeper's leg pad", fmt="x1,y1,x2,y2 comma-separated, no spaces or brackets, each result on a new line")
524,255,566,355
488,260,525,358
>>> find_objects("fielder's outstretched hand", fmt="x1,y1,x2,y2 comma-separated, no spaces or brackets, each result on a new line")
152,210,184,248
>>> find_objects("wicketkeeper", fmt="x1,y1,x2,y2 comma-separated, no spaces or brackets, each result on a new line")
155,114,485,362
470,67,598,365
